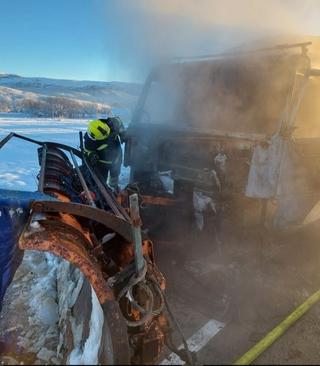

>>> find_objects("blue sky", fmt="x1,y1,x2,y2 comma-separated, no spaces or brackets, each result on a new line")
0,0,114,81
0,0,254,82
1,0,319,83
0,0,147,82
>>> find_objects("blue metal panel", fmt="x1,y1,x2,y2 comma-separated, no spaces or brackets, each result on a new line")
0,189,54,311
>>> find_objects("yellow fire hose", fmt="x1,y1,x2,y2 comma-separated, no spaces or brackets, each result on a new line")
234,289,320,365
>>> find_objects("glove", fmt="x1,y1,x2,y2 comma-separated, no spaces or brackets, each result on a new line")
87,152,99,166
80,190,97,202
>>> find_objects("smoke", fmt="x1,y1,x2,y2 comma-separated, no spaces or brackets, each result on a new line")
139,0,305,30
98,0,320,81
96,3,320,337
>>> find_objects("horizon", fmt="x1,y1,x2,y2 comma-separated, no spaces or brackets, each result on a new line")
0,71,141,84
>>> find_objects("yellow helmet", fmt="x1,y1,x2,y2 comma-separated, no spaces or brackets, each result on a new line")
87,119,111,140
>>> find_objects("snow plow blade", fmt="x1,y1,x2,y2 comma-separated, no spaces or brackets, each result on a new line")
0,132,182,365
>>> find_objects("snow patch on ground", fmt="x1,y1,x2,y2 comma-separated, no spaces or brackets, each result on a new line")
0,116,131,191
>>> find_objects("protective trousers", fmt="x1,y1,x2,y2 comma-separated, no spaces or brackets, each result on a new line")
95,146,123,189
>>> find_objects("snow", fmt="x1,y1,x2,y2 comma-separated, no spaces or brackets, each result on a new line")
4,251,61,362
0,116,131,191
28,254,59,323
56,260,84,356
0,117,88,191
67,287,104,365
0,74,141,116
37,347,56,362
29,254,59,326
0,73,141,93
3,251,103,364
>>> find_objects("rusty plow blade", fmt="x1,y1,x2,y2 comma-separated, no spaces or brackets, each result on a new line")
0,133,176,365
19,218,114,304
17,203,169,364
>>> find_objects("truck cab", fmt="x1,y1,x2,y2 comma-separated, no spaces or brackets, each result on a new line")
125,42,320,228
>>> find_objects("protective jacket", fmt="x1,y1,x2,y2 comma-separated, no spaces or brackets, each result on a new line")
83,117,125,188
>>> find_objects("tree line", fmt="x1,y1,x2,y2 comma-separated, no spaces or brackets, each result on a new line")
0,95,110,118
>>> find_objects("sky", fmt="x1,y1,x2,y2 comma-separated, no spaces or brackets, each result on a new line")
0,0,110,81
1,0,320,83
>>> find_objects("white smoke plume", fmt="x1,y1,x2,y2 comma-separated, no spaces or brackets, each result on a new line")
99,0,320,81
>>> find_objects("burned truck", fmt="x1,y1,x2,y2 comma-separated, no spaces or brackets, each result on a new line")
125,42,320,228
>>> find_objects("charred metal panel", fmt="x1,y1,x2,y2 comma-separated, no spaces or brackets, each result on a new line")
126,43,320,229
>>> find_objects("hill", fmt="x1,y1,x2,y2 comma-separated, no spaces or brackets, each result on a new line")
0,74,141,118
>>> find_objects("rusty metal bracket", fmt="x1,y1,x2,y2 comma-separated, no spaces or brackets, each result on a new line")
0,132,82,157
31,200,134,242
70,150,96,208
83,156,131,222
37,219,93,251
129,194,144,278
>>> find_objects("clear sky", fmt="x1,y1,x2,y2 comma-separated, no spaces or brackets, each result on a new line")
0,0,248,82
1,0,320,83
0,0,116,81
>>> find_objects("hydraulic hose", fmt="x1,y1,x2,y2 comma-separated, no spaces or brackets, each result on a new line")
234,289,320,365
116,260,156,327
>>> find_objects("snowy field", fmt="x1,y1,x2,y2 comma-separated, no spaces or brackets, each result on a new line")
0,115,130,191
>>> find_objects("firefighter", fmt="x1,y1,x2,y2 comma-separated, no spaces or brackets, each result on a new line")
83,117,126,190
